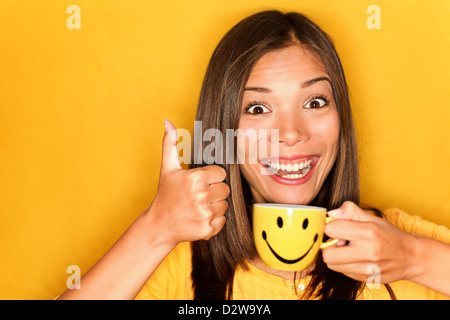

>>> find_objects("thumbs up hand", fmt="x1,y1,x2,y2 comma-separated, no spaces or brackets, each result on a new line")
147,119,229,246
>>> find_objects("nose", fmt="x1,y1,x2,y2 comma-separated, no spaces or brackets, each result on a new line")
272,111,310,146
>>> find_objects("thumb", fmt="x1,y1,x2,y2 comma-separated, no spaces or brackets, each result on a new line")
327,201,375,222
161,118,182,172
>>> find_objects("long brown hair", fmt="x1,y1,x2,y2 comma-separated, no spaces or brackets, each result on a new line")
191,10,388,300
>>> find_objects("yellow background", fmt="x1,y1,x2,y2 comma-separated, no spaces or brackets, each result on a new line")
0,0,449,299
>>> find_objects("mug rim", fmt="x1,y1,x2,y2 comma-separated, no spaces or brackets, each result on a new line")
253,203,326,210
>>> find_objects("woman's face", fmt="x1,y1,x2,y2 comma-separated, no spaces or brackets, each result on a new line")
238,45,340,205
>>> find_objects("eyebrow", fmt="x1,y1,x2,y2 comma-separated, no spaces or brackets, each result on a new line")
244,76,331,93
243,87,272,93
300,76,331,88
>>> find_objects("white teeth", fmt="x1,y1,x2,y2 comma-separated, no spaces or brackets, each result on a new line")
282,173,303,179
303,166,311,175
280,166,312,179
264,159,313,178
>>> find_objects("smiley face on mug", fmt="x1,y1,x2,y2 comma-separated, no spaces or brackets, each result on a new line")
261,213,319,264
253,204,336,271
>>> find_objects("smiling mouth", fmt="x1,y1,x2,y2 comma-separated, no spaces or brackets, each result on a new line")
262,231,318,264
260,156,318,180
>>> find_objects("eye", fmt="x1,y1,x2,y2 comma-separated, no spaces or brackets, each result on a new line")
277,217,283,228
246,104,270,114
302,218,309,229
304,97,328,109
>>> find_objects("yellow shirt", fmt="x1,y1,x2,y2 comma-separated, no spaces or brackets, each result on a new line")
135,208,450,300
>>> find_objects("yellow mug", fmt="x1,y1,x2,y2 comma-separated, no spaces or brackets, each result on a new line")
253,203,338,271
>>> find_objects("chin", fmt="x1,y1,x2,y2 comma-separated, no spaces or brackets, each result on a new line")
271,196,313,206
257,188,316,205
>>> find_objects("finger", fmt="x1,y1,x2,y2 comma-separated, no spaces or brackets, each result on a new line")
161,119,182,173
209,199,228,218
205,216,226,240
203,165,227,185
325,219,373,242
327,201,376,222
322,242,368,265
208,182,230,203
326,263,378,282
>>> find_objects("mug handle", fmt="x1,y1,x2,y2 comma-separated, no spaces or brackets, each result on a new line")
320,217,339,249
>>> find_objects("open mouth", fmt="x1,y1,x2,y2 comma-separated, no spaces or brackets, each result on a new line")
259,155,318,184
262,231,318,264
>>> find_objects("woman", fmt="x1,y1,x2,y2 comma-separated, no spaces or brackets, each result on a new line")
58,10,450,300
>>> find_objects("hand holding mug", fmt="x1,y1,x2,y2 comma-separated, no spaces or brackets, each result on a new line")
322,201,419,284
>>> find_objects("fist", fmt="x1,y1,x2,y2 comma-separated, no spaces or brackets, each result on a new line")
148,119,230,245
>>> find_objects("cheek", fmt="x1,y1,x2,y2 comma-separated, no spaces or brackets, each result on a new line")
314,111,340,152
236,125,271,165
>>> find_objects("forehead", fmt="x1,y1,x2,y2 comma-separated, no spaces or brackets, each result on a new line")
247,45,328,85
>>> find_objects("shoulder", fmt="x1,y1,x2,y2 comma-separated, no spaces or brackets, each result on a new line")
383,207,450,244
